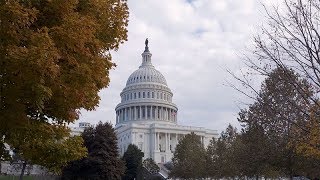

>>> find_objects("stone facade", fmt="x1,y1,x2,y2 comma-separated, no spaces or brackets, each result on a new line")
115,41,218,164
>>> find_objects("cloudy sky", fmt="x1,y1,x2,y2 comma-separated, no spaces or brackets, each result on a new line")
78,0,279,132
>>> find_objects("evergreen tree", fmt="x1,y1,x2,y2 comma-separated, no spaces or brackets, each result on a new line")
217,125,239,178
143,158,159,174
170,132,206,179
206,137,219,179
62,122,125,180
122,144,144,180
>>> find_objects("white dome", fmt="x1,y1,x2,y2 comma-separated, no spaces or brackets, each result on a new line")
126,67,167,86
115,40,178,126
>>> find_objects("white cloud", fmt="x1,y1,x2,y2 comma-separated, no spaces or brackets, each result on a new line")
78,0,275,132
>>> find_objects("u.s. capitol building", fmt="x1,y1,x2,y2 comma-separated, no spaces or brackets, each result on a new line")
115,39,218,164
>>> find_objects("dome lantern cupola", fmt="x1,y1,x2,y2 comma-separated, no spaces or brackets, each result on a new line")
140,38,153,68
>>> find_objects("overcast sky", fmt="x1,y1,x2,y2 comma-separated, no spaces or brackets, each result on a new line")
78,0,279,132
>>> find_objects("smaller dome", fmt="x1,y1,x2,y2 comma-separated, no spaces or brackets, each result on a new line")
126,67,167,86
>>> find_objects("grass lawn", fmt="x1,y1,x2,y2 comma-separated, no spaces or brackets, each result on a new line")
0,176,34,180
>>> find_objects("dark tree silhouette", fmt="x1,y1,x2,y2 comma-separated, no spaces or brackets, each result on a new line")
122,144,144,180
62,122,125,180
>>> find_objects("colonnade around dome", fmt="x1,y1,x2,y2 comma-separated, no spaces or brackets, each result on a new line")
116,105,177,124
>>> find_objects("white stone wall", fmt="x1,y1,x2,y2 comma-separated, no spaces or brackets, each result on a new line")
115,123,218,164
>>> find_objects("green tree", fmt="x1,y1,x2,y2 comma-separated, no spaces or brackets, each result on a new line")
235,124,280,179
170,132,206,179
206,137,219,179
122,144,144,180
216,124,239,179
0,0,128,172
143,158,159,174
62,122,125,180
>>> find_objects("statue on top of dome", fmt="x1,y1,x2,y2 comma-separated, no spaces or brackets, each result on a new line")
145,38,148,47
144,38,149,52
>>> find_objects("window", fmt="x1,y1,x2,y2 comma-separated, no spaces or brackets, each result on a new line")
152,92,154,98
143,92,145,98
138,92,141,98
160,93,163,99
130,93,132,99
134,93,136,99
147,92,150,98
139,134,143,138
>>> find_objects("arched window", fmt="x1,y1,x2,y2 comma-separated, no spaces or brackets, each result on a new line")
147,92,150,98
143,92,145,98
138,92,141,98
152,92,154,98
157,92,159,99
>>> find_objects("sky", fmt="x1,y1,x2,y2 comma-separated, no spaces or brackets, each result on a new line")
78,0,280,132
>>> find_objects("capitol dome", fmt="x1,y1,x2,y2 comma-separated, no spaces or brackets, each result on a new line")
126,67,167,86
115,39,178,125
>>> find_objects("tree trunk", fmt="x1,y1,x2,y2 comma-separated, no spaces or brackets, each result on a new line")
19,162,27,180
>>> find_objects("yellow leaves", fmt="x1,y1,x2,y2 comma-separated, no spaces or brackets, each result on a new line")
295,117,320,159
7,122,87,174
293,106,320,159
1,0,128,173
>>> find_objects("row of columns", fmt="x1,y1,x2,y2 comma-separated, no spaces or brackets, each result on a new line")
153,132,205,152
116,106,177,123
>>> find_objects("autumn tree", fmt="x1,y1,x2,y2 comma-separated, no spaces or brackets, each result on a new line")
230,0,320,156
62,122,125,180
0,0,128,173
170,132,206,179
122,144,144,180
237,67,316,178
8,123,87,179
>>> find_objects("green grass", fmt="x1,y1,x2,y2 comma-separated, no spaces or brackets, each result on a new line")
0,176,34,180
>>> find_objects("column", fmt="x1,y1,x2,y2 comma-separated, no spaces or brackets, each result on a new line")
135,107,137,120
156,106,158,120
116,111,118,123
157,133,159,150
175,111,177,122
144,106,148,119
129,107,131,121
165,133,168,152
139,106,142,120
154,132,157,150
168,133,171,151
120,109,123,122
